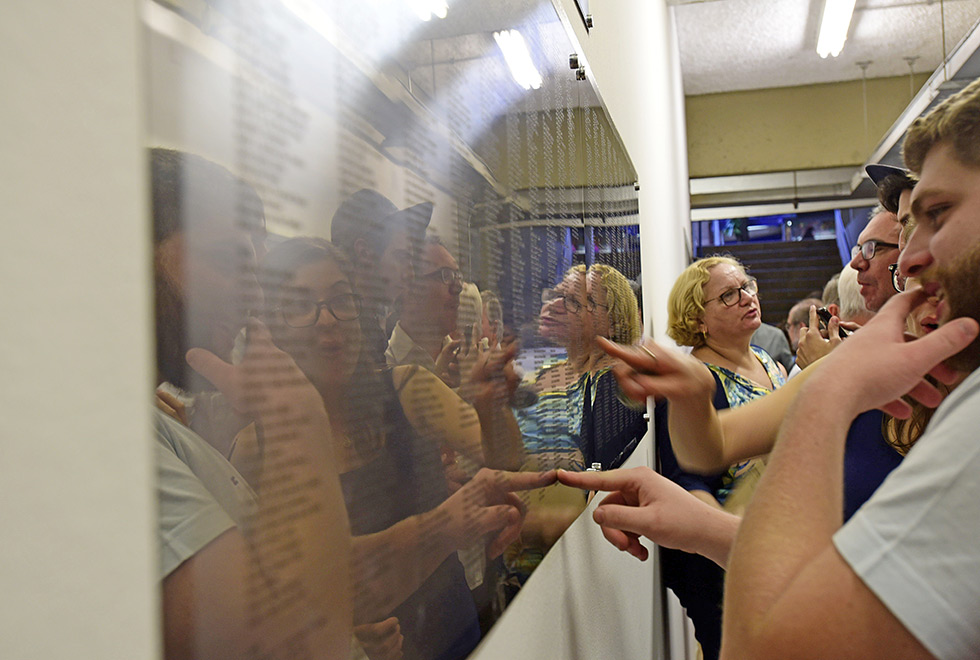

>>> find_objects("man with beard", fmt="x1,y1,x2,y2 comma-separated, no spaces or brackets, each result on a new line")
557,80,980,659
151,148,353,660
715,79,980,658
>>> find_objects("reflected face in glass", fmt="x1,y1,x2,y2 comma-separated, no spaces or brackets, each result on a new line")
586,271,611,340
539,270,592,347
379,226,413,306
276,259,362,391
698,263,761,341
849,210,901,312
161,224,262,362
412,242,462,336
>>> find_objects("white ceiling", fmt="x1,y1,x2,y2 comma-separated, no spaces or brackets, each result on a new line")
671,0,980,95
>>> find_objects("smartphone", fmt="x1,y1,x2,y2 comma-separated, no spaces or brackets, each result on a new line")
817,307,849,339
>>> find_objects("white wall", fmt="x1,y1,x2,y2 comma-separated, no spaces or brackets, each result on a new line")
0,2,158,659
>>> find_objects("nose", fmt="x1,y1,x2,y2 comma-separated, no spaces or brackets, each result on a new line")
849,250,866,272
449,278,463,295
898,226,932,279
314,303,338,329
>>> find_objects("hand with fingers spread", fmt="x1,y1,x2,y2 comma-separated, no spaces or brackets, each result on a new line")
802,289,977,419
557,467,740,568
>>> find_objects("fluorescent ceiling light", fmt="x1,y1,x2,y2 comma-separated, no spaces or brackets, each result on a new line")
816,0,857,58
406,0,448,21
493,29,542,91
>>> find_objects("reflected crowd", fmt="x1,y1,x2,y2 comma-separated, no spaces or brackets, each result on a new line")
152,147,644,660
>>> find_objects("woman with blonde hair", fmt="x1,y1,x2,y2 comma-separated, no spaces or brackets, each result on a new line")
658,254,785,660
502,263,646,596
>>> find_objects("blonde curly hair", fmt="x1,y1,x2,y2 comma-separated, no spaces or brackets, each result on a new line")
666,256,743,348
588,264,640,344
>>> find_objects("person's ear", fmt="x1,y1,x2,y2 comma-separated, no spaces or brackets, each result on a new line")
827,303,840,318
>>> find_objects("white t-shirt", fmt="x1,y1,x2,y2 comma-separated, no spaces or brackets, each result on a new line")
155,409,256,578
834,366,980,660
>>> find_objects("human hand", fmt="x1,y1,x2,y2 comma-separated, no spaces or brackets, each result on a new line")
459,341,519,410
155,389,189,426
185,318,327,432
354,617,403,660
597,336,716,404
441,447,468,495
805,289,978,419
557,467,730,563
431,468,557,558
434,338,462,388
795,305,844,369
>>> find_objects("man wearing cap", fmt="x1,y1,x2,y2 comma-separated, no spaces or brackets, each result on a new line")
330,189,433,358
387,235,464,375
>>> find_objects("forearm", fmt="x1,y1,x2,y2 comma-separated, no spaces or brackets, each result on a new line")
723,380,850,652
247,407,353,659
671,362,819,474
475,403,525,470
349,508,456,624
680,490,740,568
668,394,730,473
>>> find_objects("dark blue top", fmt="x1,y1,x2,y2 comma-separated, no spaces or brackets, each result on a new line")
843,410,904,521
340,368,480,660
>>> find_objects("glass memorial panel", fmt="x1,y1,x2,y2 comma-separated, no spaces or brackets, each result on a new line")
145,0,642,655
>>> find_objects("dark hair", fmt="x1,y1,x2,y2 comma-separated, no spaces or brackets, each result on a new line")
262,237,386,455
151,148,265,389
150,147,265,245
876,171,917,214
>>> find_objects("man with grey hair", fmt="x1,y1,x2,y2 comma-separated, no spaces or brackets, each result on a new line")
835,265,874,325
848,205,901,312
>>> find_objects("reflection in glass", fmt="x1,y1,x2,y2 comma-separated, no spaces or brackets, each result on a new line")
146,0,641,656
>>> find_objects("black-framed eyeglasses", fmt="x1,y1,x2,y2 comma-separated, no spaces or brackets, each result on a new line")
279,293,362,327
587,297,608,313
705,278,758,307
851,240,899,261
422,267,463,285
888,263,906,293
542,288,589,314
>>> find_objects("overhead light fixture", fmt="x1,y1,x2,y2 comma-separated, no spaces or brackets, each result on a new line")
493,29,542,91
406,0,448,21
816,0,857,58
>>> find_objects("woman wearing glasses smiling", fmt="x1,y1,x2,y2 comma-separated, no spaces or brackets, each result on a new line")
657,255,786,660
237,237,557,660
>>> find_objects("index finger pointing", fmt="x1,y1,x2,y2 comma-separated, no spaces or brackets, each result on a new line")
491,469,558,491
556,467,637,493
598,337,665,374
